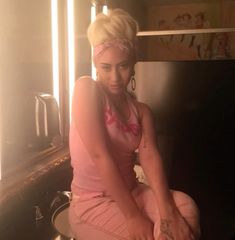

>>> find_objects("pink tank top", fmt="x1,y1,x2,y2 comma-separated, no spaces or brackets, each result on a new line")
69,87,142,197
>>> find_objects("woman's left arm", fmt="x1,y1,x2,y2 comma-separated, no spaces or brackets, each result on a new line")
138,102,174,216
138,102,195,240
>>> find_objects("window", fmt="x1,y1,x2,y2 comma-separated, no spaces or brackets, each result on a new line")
135,0,235,61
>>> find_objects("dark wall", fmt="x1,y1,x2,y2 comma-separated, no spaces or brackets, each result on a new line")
135,60,235,240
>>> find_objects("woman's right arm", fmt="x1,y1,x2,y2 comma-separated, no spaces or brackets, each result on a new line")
72,77,154,239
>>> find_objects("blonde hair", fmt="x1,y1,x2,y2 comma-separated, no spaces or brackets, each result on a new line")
87,9,139,47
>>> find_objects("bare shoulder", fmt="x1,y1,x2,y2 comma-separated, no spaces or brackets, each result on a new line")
75,76,96,88
136,101,154,121
74,76,102,96
74,76,103,105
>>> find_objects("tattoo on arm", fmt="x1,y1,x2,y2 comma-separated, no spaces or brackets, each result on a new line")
143,138,147,148
142,128,147,148
160,219,174,240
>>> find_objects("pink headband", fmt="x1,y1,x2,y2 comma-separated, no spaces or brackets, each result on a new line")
93,39,136,61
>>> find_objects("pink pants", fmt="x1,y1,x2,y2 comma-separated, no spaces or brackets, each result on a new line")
69,184,200,240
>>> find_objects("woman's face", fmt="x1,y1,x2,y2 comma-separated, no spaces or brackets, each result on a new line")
95,46,135,96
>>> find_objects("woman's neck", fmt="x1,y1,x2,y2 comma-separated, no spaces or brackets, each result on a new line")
101,85,127,105
109,92,130,122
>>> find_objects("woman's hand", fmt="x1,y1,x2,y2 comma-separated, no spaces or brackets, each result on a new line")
158,210,196,240
126,212,154,240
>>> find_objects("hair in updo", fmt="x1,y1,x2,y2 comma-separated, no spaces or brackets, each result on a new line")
87,9,139,47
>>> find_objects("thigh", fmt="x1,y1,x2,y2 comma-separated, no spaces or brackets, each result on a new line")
132,184,160,223
133,184,201,238
172,190,201,238
69,185,200,239
69,196,130,240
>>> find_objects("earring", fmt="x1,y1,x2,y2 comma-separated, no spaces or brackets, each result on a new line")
131,75,136,91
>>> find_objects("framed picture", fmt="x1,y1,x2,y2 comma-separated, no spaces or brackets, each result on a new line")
137,0,235,60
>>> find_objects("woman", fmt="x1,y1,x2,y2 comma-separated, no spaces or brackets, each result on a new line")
69,9,200,240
